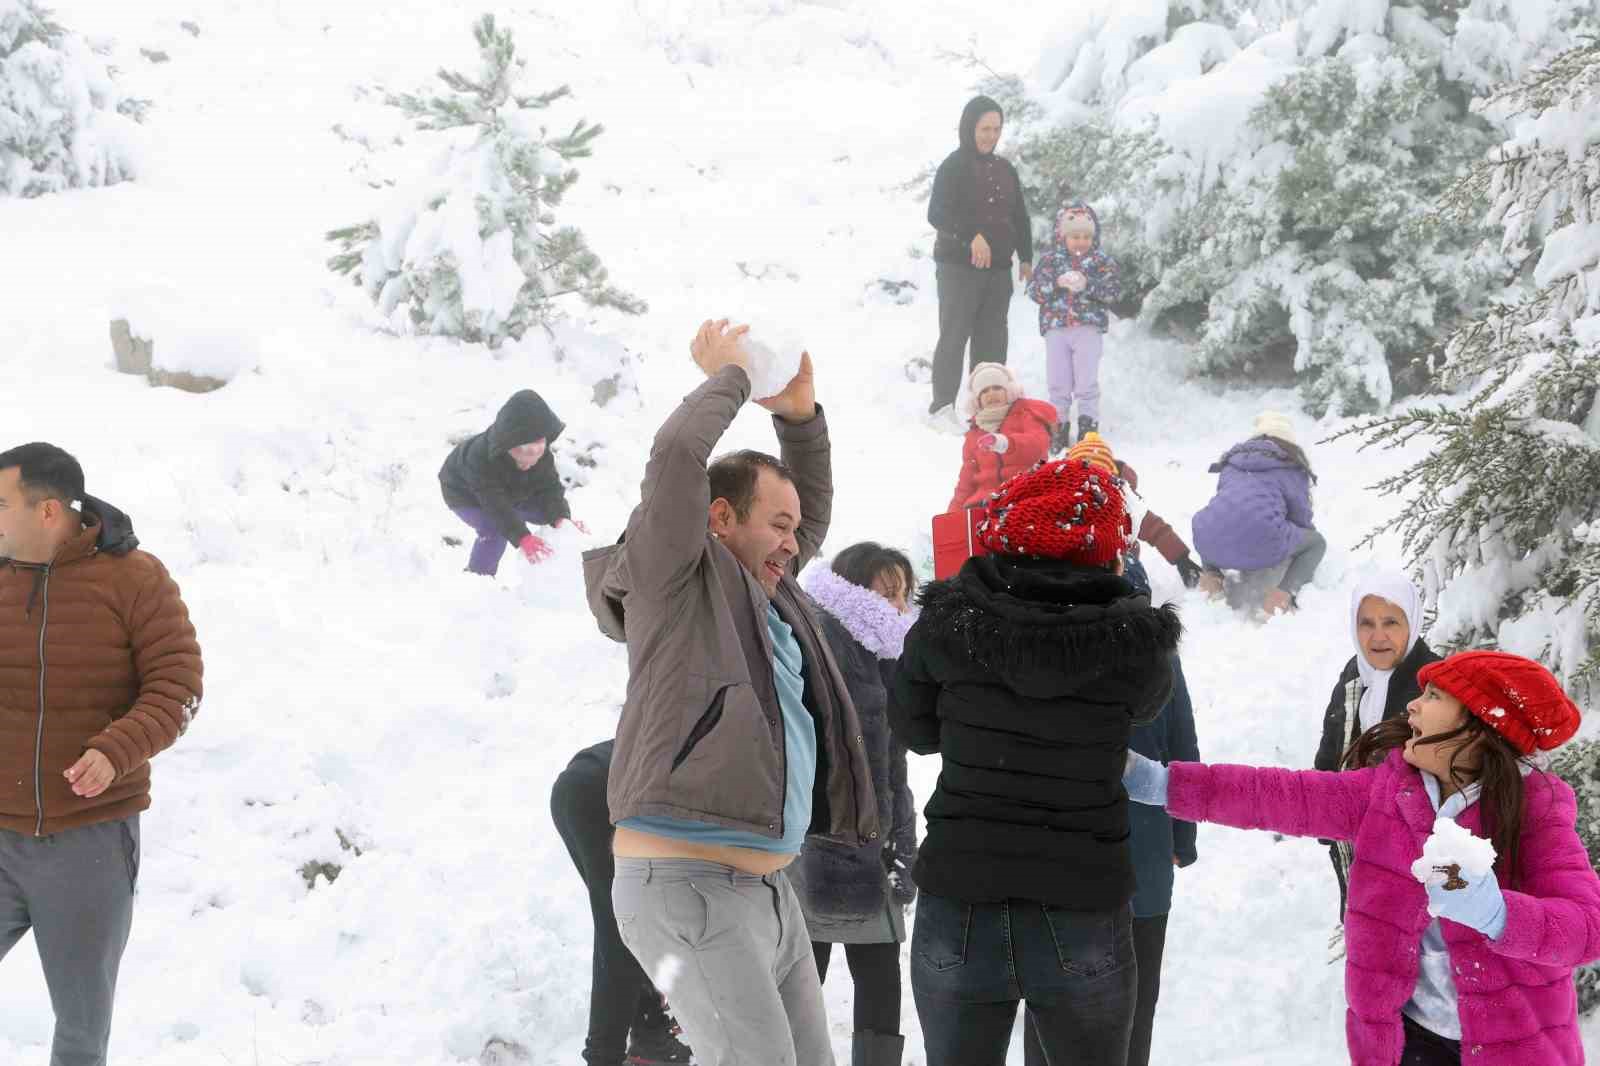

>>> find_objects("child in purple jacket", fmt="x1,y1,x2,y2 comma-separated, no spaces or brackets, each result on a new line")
1191,411,1326,615
1124,650,1600,1066
1025,201,1121,451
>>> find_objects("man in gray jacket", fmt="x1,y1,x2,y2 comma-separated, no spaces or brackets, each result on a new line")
582,320,877,1066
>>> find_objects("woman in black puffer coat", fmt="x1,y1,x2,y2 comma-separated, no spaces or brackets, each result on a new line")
890,458,1181,1066
790,543,919,1066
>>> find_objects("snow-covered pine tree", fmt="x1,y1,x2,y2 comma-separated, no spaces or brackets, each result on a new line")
1548,736,1600,1014
1154,49,1504,414
326,14,643,346
1339,39,1600,693
0,0,144,197
996,0,1598,414
1344,36,1600,1013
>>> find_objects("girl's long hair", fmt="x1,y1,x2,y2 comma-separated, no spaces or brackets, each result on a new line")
1343,715,1529,887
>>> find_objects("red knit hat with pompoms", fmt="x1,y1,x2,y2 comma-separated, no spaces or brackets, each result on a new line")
975,457,1131,565
1416,651,1581,756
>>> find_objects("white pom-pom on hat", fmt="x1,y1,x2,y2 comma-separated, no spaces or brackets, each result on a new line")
1253,410,1297,444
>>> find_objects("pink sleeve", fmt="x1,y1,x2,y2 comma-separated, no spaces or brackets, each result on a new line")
1167,762,1376,843
1488,779,1600,967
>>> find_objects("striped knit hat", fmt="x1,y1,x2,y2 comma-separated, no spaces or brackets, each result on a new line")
1066,432,1118,477
976,457,1130,565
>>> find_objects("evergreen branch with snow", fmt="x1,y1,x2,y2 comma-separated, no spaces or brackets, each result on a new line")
1338,38,1600,705
1548,736,1600,1013
323,12,642,346
1,0,145,197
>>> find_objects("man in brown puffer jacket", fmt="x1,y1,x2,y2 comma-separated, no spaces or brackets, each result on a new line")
0,442,203,1066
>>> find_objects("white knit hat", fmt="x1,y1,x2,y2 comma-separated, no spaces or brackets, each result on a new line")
1254,410,1296,444
959,362,1022,418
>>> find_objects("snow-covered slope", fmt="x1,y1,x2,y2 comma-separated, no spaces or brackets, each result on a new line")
2,2,1594,1063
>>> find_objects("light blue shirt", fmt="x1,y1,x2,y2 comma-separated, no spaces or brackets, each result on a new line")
1402,772,1507,1040
617,603,817,854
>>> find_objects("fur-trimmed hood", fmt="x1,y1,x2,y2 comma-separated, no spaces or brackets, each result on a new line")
915,553,1181,704
800,565,916,660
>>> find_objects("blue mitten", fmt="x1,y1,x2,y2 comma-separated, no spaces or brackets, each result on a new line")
1123,750,1170,806
1425,865,1507,939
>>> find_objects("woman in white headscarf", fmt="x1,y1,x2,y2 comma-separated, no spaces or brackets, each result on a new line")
1313,568,1441,919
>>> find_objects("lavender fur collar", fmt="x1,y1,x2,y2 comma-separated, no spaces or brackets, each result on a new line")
800,565,916,660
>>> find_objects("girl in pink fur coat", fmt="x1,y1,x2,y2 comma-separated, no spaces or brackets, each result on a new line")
1124,650,1600,1065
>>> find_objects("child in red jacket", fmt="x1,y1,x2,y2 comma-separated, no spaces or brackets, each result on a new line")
947,363,1057,512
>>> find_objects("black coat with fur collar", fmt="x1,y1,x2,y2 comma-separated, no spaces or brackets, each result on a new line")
889,554,1182,910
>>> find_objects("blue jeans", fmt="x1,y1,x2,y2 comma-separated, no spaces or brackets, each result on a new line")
911,892,1136,1066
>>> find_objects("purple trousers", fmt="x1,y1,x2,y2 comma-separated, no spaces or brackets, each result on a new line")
1044,325,1104,421
451,505,553,576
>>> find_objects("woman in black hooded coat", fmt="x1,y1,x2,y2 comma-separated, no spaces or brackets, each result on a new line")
924,94,1034,418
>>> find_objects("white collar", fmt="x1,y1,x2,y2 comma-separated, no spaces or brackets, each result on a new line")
1421,771,1480,819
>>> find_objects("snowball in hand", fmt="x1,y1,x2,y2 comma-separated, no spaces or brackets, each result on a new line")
738,336,802,401
1411,816,1497,909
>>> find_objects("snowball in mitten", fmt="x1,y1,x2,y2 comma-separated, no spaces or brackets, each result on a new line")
1411,816,1506,936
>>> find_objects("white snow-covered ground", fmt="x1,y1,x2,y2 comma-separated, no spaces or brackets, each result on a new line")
2,1,1595,1063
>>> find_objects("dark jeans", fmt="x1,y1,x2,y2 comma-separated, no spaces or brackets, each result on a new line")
1022,915,1167,1066
1400,1015,1461,1065
911,892,1136,1066
550,752,660,1066
931,262,1013,408
812,939,901,1034
450,503,554,576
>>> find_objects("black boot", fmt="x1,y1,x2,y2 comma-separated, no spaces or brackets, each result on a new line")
851,1031,905,1066
1049,421,1074,454
1078,415,1098,440
626,996,693,1065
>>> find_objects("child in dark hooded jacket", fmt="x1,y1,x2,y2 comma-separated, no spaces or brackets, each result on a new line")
1026,201,1122,449
439,390,581,575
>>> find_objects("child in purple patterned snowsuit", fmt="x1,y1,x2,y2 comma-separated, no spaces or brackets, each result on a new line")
1025,200,1121,450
